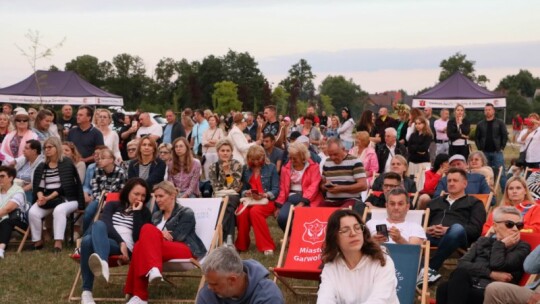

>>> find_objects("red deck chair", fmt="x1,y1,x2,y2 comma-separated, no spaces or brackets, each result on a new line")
269,206,339,296
519,232,540,286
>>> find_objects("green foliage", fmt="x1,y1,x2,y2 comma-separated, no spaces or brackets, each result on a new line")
212,81,243,115
319,75,367,119
505,88,532,123
279,59,316,102
439,52,489,86
497,69,540,97
320,94,335,115
272,86,290,115
296,100,308,116
65,55,105,86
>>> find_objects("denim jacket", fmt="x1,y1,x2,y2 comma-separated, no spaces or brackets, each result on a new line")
151,203,207,259
241,163,280,201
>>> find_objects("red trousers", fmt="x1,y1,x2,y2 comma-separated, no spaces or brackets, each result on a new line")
235,202,276,252
124,224,193,300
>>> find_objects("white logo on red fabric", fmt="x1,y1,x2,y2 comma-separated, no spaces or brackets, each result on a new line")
302,219,327,245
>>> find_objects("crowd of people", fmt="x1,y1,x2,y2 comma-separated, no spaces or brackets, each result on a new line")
0,102,539,303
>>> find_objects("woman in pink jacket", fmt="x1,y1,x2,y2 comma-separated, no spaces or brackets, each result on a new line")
350,131,379,185
1,109,37,164
275,142,323,231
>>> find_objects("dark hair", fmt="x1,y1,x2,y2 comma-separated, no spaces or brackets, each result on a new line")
119,178,151,207
35,109,54,131
383,171,402,183
304,114,315,123
386,187,409,201
264,105,277,113
341,107,351,120
289,131,301,141
263,133,276,141
358,110,374,130
0,165,17,180
194,109,204,116
447,167,467,179
26,139,42,154
485,103,495,109
321,209,386,266
432,153,450,173
79,105,94,118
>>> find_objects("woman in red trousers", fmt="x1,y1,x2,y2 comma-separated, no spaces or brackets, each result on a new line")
124,181,207,304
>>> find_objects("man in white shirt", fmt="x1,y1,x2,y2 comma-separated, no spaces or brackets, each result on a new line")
368,187,426,245
136,112,163,142
192,109,209,156
434,108,450,156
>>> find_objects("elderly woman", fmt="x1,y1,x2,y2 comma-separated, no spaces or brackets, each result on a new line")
349,131,379,184
436,206,531,304
235,145,279,255
447,103,471,159
123,181,207,303
122,139,139,172
469,151,495,190
79,178,152,304
228,113,255,166
95,109,122,163
157,143,172,163
482,176,540,235
202,114,225,179
28,137,84,251
32,109,56,142
1,109,38,163
275,142,323,231
167,137,201,198
317,209,398,303
337,107,355,150
208,139,243,240
128,136,166,190
372,155,417,194
0,166,29,259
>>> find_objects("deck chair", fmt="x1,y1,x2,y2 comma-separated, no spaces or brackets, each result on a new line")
385,242,431,304
366,208,430,231
519,232,540,286
492,165,503,197
159,196,228,302
270,206,339,296
470,192,494,212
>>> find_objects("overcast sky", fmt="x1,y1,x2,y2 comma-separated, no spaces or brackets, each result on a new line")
1,0,539,94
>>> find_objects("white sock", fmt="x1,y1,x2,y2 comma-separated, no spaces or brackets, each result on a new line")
0,248,5,259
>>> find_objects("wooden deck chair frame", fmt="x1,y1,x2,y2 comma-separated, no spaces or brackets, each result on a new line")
492,165,503,197
13,225,30,253
157,196,229,303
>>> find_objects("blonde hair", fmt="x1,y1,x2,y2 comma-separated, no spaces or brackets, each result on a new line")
153,180,178,197
501,176,534,205
288,141,310,163
392,155,409,176
246,144,267,163
62,141,82,163
216,138,234,153
355,131,370,148
44,137,64,163
454,103,466,118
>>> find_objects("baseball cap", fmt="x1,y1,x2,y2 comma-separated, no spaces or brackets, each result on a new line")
448,154,466,164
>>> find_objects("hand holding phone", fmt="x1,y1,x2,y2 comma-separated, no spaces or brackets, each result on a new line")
376,224,389,239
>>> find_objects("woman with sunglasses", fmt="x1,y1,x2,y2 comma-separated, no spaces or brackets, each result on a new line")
436,206,531,304
0,109,37,164
482,176,540,235
317,209,398,303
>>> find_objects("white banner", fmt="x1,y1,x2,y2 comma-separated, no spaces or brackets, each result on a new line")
0,94,123,106
412,98,506,109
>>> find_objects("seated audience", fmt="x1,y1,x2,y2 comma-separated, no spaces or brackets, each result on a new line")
320,138,367,209
29,137,84,251
375,127,408,174
469,151,495,190
262,134,283,173
420,168,487,284
14,139,44,204
365,172,403,209
418,153,450,209
167,137,201,198
349,131,378,185
197,246,284,304
32,109,56,142
62,141,86,184
79,178,152,304
157,143,173,163
434,154,490,198
275,142,323,231
436,206,531,304
124,181,207,304
482,176,540,235
121,139,139,173
235,145,279,255
367,187,426,245
372,155,417,194
1,109,37,164
0,166,29,259
317,209,398,303
128,136,166,190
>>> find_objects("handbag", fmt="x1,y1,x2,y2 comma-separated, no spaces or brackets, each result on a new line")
8,209,28,225
235,197,269,215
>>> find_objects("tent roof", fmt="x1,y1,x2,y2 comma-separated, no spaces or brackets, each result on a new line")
414,72,505,100
0,70,123,106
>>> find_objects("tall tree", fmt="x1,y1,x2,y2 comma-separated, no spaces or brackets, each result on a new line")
222,50,266,111
439,52,489,86
319,75,366,119
65,55,104,86
212,81,243,115
505,88,531,123
106,53,151,109
272,86,290,115
496,69,540,97
280,59,316,102
199,55,226,109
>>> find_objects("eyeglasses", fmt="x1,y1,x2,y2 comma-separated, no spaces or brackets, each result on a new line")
15,119,29,123
495,220,524,230
338,224,364,235
44,145,55,150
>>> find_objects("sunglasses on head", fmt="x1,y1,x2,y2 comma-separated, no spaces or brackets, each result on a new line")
495,220,524,230
15,119,29,123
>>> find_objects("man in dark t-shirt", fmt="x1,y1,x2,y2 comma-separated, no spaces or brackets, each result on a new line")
263,134,283,173
58,105,78,138
262,105,280,137
67,106,104,165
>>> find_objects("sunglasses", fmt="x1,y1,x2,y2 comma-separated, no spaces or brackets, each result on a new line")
127,148,137,152
495,220,524,230
15,119,29,123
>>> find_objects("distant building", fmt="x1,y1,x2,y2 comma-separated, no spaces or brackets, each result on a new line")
365,91,407,113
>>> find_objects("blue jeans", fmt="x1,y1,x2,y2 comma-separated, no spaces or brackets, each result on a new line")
80,220,121,291
276,193,305,231
82,199,99,234
428,224,468,271
484,151,506,191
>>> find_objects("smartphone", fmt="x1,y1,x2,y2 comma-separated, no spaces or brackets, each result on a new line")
376,224,389,238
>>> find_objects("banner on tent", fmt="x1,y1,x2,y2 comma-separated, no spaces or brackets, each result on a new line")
0,95,123,106
412,98,506,109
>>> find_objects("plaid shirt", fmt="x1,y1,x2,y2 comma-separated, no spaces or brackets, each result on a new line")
91,165,127,200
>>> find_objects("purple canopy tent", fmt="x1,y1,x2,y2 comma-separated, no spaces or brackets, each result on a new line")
0,70,123,106
412,72,506,109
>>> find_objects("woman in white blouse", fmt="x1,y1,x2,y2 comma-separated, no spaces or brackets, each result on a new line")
95,109,122,163
517,113,540,169
337,107,355,150
202,114,225,179
227,113,258,166
318,209,398,304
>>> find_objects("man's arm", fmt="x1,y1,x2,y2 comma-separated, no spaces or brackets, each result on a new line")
500,120,509,149
524,245,540,274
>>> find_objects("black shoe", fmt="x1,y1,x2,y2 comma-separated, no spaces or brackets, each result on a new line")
33,244,44,250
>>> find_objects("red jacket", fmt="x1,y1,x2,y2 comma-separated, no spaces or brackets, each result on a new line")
422,170,442,196
276,159,324,207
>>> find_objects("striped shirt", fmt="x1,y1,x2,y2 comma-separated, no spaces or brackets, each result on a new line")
323,154,367,200
112,211,135,250
527,172,540,201
39,167,62,190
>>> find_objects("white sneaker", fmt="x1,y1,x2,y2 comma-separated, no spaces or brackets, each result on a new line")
81,291,96,304
146,267,163,284
0,248,5,259
264,250,274,256
89,253,110,283
126,295,148,304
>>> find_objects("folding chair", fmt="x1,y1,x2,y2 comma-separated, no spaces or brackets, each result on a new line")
385,242,431,304
493,165,503,197
470,192,494,212
270,206,339,296
13,225,31,253
158,197,228,302
366,207,430,231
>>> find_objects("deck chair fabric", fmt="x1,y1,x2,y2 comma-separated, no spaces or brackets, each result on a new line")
470,192,494,212
519,232,540,286
385,242,430,304
271,206,339,294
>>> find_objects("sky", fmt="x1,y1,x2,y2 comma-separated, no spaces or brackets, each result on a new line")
1,0,539,94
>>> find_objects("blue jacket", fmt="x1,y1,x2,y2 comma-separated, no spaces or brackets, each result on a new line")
525,245,540,289
127,158,166,190
241,163,280,201
197,259,284,304
434,172,490,198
